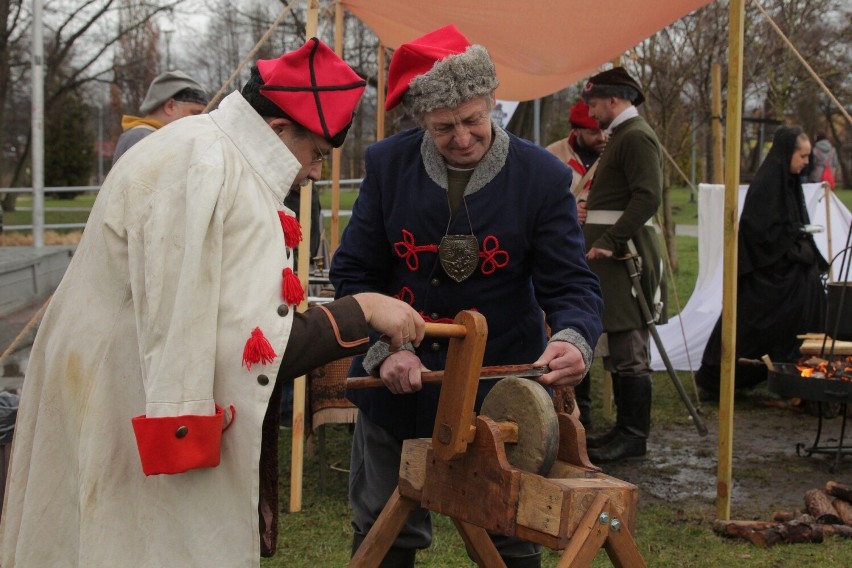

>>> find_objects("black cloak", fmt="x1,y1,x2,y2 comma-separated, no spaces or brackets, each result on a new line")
697,126,828,393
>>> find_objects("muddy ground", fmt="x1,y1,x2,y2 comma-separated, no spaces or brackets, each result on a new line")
594,392,851,520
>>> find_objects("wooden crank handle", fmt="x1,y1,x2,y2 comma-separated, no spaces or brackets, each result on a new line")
377,322,466,347
424,322,467,338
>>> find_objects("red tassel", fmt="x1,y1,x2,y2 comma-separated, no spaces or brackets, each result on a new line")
242,327,277,371
278,211,302,248
281,267,305,306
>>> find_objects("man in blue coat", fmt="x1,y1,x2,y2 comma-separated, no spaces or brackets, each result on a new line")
330,24,603,568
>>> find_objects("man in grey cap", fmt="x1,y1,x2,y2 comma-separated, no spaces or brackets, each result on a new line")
112,70,208,163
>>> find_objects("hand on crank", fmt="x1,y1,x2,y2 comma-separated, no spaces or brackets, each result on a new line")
532,342,585,387
378,350,430,395
586,246,613,260
353,292,425,352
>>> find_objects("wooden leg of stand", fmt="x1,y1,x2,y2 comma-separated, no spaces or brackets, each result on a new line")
604,521,646,568
349,488,419,568
603,372,614,419
453,519,506,568
556,494,611,568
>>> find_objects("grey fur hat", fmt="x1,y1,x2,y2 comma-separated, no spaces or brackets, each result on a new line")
404,45,498,117
139,70,207,115
385,25,498,117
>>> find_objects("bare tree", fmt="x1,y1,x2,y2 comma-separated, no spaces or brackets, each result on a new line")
1,0,183,212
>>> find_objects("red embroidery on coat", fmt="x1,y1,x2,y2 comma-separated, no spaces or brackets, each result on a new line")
479,236,509,275
394,287,477,324
394,287,415,304
394,230,439,271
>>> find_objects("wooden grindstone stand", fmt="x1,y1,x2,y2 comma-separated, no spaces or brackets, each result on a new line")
349,311,645,568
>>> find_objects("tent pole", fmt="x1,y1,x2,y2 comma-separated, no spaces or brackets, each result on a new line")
711,64,724,185
291,0,321,514
330,1,344,254
716,0,745,522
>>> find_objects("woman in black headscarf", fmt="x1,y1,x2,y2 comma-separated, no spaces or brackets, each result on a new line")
696,126,828,396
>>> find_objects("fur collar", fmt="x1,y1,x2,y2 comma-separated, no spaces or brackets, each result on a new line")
420,122,509,195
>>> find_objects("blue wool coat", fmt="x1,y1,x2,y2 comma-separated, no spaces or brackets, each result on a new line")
330,126,603,439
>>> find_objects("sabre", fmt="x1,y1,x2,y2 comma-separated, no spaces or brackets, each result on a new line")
620,252,708,436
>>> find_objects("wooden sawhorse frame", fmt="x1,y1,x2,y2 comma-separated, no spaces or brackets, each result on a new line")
349,311,646,567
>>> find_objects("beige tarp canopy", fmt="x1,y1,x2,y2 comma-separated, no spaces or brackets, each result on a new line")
341,0,714,101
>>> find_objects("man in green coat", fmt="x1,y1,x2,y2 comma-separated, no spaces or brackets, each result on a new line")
580,67,666,462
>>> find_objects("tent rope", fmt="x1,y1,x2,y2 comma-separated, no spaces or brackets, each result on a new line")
656,210,702,409
204,0,299,113
662,145,697,197
752,0,851,126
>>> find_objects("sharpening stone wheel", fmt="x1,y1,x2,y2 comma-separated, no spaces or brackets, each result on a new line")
480,376,559,475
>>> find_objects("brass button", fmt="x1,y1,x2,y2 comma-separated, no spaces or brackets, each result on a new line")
175,426,188,438
430,278,441,287
431,342,441,352
257,374,270,386
277,304,289,317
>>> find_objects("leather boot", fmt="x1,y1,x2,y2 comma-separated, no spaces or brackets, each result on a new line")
587,375,651,463
352,534,416,568
574,372,592,431
502,552,542,568
586,373,620,449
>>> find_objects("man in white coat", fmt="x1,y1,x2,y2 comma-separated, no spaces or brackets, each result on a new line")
0,39,425,567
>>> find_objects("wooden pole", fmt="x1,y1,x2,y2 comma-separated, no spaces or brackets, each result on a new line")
711,64,724,184
330,1,344,254
716,0,746,522
290,0,321,514
377,44,386,141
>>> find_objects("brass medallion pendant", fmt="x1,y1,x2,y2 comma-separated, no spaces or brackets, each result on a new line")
439,234,479,283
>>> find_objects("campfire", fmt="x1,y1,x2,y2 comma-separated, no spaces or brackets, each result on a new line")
796,356,852,381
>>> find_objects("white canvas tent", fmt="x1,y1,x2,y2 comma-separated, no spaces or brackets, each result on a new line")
651,182,852,371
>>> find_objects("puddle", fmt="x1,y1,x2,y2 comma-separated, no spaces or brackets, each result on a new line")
593,405,852,515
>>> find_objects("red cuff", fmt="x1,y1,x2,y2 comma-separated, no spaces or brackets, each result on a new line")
132,405,226,476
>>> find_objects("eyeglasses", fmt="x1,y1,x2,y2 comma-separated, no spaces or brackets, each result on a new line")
309,135,330,164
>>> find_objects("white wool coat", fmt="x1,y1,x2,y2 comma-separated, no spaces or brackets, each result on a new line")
0,92,301,567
